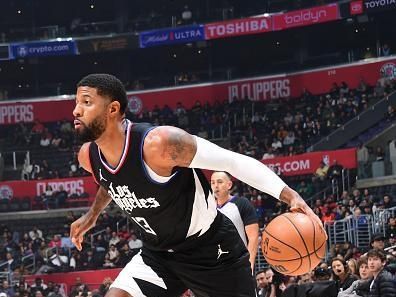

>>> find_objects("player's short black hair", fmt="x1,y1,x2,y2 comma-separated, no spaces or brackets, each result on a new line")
77,73,128,115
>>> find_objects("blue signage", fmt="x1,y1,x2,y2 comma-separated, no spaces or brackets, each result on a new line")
10,40,77,58
139,25,205,48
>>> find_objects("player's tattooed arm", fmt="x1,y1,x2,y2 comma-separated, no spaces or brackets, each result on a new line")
144,126,197,169
70,186,112,251
90,186,113,217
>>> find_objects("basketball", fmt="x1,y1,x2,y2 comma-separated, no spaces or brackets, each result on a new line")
261,212,327,276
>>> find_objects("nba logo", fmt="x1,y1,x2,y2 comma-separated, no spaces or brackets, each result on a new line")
350,1,363,15
17,46,28,57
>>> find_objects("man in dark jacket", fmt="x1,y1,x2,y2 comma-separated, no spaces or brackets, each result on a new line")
367,249,396,297
281,267,338,297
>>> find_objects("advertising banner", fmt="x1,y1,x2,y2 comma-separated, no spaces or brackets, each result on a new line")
0,45,11,60
350,1,364,15
77,34,139,53
10,41,78,58
139,25,205,48
273,3,339,30
0,176,97,200
262,148,357,176
0,97,75,124
204,16,272,40
1,57,395,123
363,0,396,12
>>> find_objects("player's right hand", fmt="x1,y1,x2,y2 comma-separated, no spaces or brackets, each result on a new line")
70,214,96,251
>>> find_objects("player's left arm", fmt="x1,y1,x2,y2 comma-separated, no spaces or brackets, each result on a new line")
145,126,323,228
245,223,259,272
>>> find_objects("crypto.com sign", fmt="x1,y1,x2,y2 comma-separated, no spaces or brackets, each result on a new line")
273,3,339,30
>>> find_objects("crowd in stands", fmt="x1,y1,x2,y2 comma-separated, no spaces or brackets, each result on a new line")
1,195,394,297
256,248,396,297
0,210,141,295
1,75,395,185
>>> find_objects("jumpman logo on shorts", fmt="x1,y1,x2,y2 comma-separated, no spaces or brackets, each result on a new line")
217,244,229,259
99,169,108,182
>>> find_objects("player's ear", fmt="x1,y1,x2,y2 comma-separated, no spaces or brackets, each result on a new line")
109,101,120,116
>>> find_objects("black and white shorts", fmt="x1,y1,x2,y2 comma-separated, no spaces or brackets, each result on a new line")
110,215,256,297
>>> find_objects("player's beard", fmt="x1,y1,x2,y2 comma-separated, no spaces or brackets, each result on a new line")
75,115,107,142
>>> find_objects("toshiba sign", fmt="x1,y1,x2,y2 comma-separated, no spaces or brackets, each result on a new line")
204,16,272,40
273,4,339,30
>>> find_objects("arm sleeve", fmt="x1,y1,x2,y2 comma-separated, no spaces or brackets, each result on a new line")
189,136,287,199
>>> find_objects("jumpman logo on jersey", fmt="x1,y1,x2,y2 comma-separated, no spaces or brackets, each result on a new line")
99,169,108,182
217,244,229,259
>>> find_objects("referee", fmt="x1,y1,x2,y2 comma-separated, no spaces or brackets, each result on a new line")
211,171,259,271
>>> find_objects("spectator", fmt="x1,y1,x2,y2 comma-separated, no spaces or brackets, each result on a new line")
80,249,99,270
327,160,344,184
108,232,120,247
52,186,68,208
367,249,396,296
296,181,313,198
61,231,74,250
39,133,51,148
48,235,62,248
312,161,329,193
375,146,385,161
47,285,63,297
98,278,112,297
370,233,386,251
70,277,89,297
380,43,391,57
262,147,275,160
181,5,192,24
117,225,130,241
102,253,116,269
256,268,274,297
117,243,132,267
106,245,120,266
284,266,338,297
271,137,282,152
30,279,47,296
383,195,395,209
43,185,54,209
338,256,372,297
31,120,45,135
48,248,70,272
0,281,15,297
128,233,142,254
357,143,369,178
347,258,358,276
93,234,107,252
331,258,359,291
3,252,18,272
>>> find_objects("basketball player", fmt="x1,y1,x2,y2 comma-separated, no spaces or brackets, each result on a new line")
210,171,258,271
70,74,324,297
